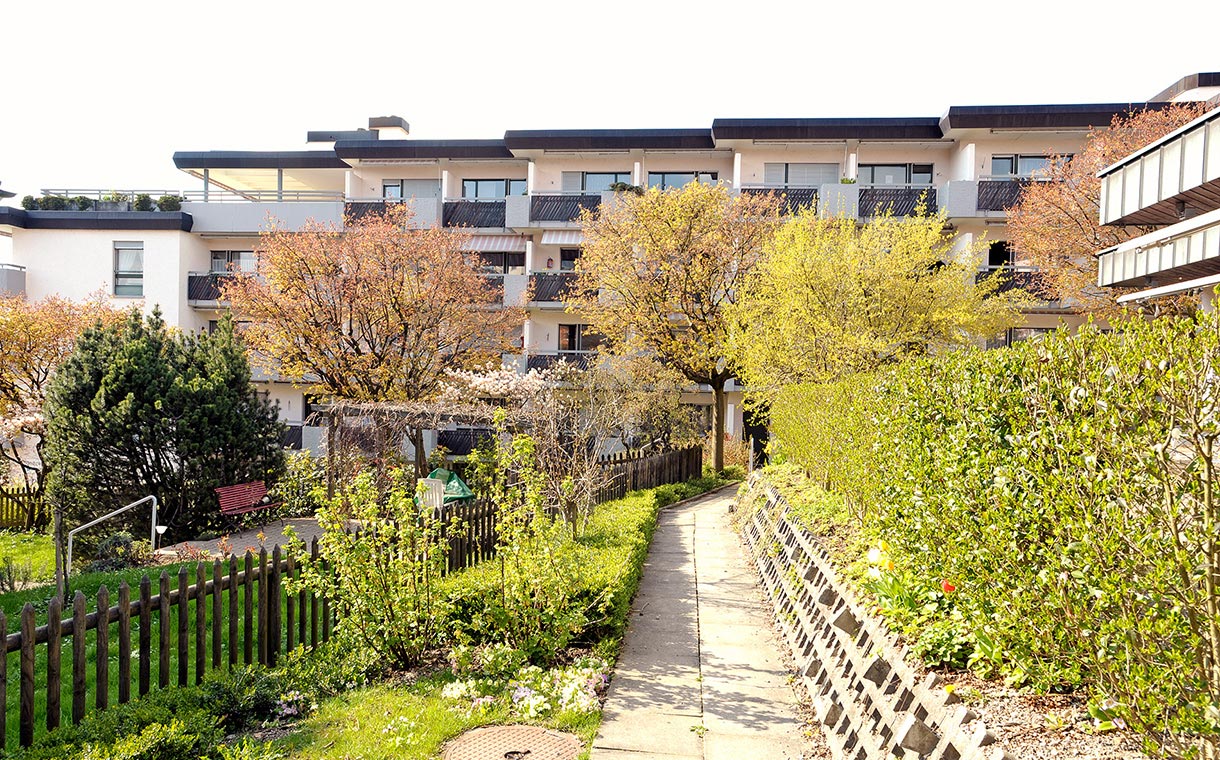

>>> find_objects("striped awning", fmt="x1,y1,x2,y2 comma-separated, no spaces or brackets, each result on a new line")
460,234,527,252
540,230,584,246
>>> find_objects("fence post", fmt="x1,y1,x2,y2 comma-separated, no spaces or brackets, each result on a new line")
46,596,61,730
176,566,188,687
118,582,131,705
257,548,269,665
95,585,109,710
310,538,319,649
0,610,6,750
212,559,223,669
228,555,238,668
71,591,86,724
269,545,281,666
20,603,34,747
194,563,205,684
321,551,331,643
286,551,296,653
243,551,253,665
139,575,151,696
158,572,170,689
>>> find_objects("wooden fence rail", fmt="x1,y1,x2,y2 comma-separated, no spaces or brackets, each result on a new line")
0,537,333,750
594,446,703,504
0,487,40,530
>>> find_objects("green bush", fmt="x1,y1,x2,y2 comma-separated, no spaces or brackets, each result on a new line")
156,195,185,212
72,196,94,211
37,196,67,211
269,450,325,518
20,195,37,210
766,314,1220,756
133,194,153,212
84,531,153,573
78,718,208,760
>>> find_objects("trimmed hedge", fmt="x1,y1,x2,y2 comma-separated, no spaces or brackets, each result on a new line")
769,314,1220,757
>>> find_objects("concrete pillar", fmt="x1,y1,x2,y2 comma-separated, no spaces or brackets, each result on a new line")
732,152,742,189
527,160,536,194
1203,285,1217,313
441,169,451,200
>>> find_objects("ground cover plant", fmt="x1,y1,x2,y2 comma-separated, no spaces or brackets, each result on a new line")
760,312,1220,758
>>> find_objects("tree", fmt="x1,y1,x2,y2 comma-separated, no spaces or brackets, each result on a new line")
1006,103,1208,315
222,204,523,474
727,208,1023,390
0,294,121,527
569,182,782,471
43,311,285,542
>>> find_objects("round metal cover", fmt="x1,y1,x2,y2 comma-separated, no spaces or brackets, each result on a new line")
443,724,582,760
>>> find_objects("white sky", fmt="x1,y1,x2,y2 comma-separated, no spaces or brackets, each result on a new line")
1,0,1218,198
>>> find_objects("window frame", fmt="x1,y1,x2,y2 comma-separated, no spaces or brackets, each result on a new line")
113,241,144,298
462,179,527,198
560,248,581,271
477,252,526,275
558,323,603,353
581,172,632,192
858,163,934,187
646,171,718,190
210,250,256,274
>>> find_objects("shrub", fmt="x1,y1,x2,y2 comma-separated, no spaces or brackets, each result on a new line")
84,531,153,573
287,469,452,670
133,194,153,212
766,313,1220,756
269,450,325,518
156,195,185,212
72,196,94,211
38,195,67,211
21,195,37,210
77,718,208,760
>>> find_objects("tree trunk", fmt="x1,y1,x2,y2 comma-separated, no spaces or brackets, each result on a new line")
711,379,727,473
410,427,427,479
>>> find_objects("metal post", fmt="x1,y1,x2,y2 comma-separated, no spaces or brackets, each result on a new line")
64,496,158,589
277,169,283,202
202,169,209,202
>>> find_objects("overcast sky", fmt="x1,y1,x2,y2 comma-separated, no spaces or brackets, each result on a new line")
2,0,1217,198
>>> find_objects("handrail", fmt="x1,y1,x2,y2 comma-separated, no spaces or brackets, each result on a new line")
0,263,26,272
64,495,158,592
39,189,345,203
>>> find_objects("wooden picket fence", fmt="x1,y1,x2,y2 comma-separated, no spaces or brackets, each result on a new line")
594,446,703,504
0,538,333,750
0,488,40,530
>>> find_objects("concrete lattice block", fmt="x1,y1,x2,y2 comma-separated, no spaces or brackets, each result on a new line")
895,714,941,755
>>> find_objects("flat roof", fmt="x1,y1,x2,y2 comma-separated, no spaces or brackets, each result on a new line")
712,117,942,141
172,151,349,170
0,208,193,231
503,129,715,151
940,103,1178,131
333,139,513,160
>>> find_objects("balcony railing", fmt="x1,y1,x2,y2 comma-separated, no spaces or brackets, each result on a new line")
976,266,1054,300
186,272,233,303
526,353,593,371
529,272,579,303
858,185,937,216
739,186,818,215
530,193,602,223
443,199,506,228
40,188,343,205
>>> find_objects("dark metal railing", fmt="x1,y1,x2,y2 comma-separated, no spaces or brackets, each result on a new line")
529,194,601,223
859,186,937,216
739,186,818,215
186,273,231,302
443,199,506,228
529,272,578,302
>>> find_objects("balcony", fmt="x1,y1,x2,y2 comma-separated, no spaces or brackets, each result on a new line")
344,197,441,228
976,266,1056,302
443,199,506,229
1100,106,1220,226
0,264,25,297
529,272,579,305
187,272,232,306
858,185,937,217
526,353,593,371
506,192,616,228
1097,208,1220,288
739,186,818,215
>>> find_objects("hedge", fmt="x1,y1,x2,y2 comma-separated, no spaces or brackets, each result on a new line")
769,314,1220,757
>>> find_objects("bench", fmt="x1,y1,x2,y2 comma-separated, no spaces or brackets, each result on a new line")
215,481,281,520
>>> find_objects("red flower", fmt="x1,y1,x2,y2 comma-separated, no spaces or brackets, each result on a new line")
941,580,956,594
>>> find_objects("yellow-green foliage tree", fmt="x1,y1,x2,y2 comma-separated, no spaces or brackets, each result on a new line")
727,209,1024,391
569,182,782,471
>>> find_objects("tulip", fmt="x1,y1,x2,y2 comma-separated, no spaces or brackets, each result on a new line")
941,580,956,594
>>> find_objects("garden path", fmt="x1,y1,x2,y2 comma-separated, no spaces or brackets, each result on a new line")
591,488,810,760
155,517,327,559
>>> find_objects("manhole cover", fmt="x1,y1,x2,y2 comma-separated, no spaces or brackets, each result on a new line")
443,725,582,760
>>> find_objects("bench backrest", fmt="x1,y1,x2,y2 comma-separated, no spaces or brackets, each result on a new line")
215,481,268,513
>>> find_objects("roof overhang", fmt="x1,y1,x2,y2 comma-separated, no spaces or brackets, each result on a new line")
0,207,193,231
504,129,715,152
939,103,1177,134
334,139,514,161
1116,270,1220,303
1097,207,1220,288
712,118,942,142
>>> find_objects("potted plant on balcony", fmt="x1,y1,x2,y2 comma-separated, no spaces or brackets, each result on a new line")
133,194,154,212
608,181,644,196
97,191,130,212
156,194,185,212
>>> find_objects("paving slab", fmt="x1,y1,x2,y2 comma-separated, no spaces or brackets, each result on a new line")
591,488,810,760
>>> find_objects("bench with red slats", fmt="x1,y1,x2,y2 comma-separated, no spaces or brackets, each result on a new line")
215,481,281,517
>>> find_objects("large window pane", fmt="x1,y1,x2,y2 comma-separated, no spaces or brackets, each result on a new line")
114,242,143,298
478,253,506,273
1017,156,1051,177
383,181,403,199
911,164,933,185
505,252,525,274
991,156,1016,176
508,179,527,196
583,172,630,192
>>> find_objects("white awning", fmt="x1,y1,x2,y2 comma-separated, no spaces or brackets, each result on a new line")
1117,272,1220,304
460,235,527,252
540,230,584,246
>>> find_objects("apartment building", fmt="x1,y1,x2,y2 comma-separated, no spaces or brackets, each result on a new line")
1096,74,1220,306
3,73,1215,455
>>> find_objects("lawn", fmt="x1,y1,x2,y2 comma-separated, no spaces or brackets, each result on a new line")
0,532,55,588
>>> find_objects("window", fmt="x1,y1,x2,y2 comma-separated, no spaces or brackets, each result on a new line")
858,164,933,186
210,250,256,273
558,324,603,353
647,172,717,190
581,172,632,192
113,241,143,297
462,179,526,198
382,181,404,200
763,163,839,186
478,252,526,274
988,241,1012,268
560,248,581,271
990,154,1060,179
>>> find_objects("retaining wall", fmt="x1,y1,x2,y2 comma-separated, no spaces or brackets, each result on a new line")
739,475,1014,760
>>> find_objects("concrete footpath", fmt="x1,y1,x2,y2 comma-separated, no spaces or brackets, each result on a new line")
591,488,808,760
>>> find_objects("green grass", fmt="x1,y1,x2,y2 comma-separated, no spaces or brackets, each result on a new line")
0,532,55,584
274,672,599,760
